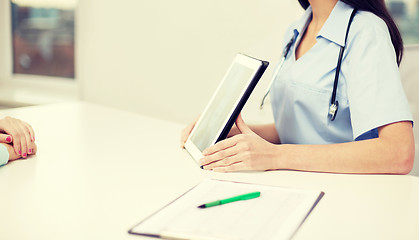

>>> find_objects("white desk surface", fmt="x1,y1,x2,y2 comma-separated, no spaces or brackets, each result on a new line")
0,102,418,240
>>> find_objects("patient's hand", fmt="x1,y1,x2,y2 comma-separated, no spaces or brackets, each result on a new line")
0,116,35,158
1,142,37,161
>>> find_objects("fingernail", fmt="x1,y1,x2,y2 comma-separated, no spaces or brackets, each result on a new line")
28,149,32,153
23,153,27,157
6,136,11,142
19,150,21,155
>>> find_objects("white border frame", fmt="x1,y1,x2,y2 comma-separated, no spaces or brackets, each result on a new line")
185,53,264,163
0,0,78,107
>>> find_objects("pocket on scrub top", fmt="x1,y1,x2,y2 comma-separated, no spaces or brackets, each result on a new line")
288,79,333,143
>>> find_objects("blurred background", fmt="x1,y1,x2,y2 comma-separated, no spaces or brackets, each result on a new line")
11,0,75,78
0,0,418,174
1,0,418,120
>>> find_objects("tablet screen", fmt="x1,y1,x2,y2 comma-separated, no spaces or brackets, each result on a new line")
185,54,268,162
190,63,254,152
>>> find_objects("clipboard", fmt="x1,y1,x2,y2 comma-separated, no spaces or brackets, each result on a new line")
128,179,324,240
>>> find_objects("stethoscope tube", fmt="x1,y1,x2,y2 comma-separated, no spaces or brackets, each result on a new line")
259,56,286,109
259,37,295,110
329,8,357,121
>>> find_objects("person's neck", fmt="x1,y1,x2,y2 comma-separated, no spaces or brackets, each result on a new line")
308,0,338,31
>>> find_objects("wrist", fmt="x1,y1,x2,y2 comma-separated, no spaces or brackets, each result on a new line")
271,144,293,170
2,143,21,161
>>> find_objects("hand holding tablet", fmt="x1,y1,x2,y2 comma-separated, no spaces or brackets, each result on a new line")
183,54,268,163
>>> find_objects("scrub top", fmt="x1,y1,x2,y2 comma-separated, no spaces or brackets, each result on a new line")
270,1,413,144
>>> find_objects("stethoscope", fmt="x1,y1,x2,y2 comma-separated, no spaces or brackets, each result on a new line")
260,8,357,121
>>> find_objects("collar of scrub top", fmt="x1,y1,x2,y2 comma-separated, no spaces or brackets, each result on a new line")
260,2,357,122
259,35,295,109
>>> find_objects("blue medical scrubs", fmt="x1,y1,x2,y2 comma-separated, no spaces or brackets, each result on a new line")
271,1,413,144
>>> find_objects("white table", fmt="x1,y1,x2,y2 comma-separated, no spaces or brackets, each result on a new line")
0,102,418,240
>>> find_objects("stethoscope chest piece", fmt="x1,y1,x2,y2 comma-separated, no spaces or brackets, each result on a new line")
328,101,339,121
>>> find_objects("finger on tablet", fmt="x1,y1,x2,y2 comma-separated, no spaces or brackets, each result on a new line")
180,115,200,148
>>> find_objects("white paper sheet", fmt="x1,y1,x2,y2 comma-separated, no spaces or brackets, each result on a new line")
130,179,324,240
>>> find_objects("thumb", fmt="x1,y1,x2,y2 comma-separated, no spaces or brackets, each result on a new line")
0,134,12,143
235,114,253,134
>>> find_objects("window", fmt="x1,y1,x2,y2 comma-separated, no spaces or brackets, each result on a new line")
386,0,419,44
11,0,76,78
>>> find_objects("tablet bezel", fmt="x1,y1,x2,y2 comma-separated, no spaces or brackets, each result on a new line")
185,53,268,163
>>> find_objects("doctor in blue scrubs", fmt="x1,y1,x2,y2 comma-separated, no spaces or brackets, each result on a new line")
181,0,415,174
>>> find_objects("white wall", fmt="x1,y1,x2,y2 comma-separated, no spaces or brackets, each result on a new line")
77,0,303,124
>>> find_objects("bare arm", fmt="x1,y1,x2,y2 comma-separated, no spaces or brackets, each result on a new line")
228,123,280,144
277,121,414,174
200,116,414,174
180,115,280,147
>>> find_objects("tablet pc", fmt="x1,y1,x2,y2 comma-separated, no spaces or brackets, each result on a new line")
184,53,268,163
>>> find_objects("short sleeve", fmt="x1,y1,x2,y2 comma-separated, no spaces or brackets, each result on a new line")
0,144,10,167
344,18,413,140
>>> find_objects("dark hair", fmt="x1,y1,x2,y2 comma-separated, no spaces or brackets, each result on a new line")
297,0,403,65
